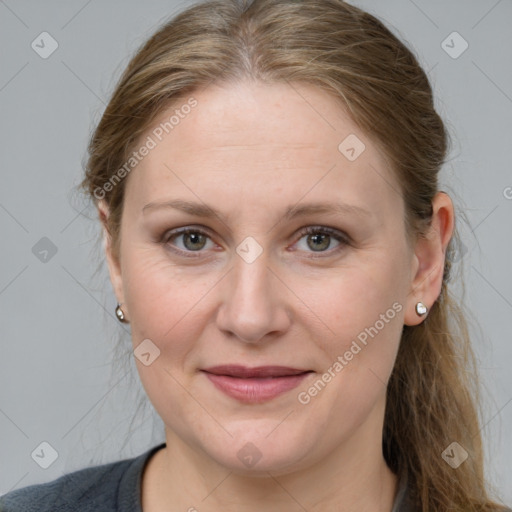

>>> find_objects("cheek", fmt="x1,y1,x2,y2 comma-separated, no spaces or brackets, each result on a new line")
120,249,214,432
121,246,214,351
293,267,405,431
301,258,406,377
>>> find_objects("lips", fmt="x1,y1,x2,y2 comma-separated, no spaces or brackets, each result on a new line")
201,365,313,403
203,365,311,378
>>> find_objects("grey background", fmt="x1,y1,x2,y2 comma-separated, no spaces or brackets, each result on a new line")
1,0,511,504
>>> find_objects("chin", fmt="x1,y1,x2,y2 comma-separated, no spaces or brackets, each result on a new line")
197,420,323,476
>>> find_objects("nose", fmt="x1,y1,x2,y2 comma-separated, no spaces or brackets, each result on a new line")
215,250,291,344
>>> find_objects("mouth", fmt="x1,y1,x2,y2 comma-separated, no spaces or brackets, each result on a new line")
201,365,314,403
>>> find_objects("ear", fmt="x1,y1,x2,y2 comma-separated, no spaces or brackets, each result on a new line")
98,200,126,315
404,191,455,326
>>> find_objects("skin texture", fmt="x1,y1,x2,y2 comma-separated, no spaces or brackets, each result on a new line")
99,80,454,511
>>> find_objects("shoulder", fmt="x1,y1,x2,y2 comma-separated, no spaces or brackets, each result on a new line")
0,461,126,512
0,443,165,512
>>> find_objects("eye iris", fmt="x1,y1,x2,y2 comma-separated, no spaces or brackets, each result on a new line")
307,233,330,251
183,232,207,251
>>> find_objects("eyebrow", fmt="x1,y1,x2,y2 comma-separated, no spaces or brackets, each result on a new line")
142,199,372,222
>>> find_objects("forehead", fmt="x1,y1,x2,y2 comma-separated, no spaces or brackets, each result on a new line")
124,80,403,222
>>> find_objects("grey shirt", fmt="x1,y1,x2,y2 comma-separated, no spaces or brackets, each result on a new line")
0,443,413,511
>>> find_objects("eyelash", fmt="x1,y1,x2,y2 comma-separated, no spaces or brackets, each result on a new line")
160,225,351,259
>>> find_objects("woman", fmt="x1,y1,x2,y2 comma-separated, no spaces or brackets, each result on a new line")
1,0,509,510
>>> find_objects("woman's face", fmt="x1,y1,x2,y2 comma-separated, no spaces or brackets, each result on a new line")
104,80,421,474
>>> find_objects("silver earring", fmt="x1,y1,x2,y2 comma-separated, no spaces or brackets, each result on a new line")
415,302,428,316
115,303,128,323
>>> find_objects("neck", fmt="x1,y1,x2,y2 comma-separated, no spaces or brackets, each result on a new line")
142,420,398,512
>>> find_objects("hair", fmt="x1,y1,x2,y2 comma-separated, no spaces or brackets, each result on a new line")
77,0,508,510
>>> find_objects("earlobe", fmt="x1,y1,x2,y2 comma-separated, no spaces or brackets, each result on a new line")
404,192,455,326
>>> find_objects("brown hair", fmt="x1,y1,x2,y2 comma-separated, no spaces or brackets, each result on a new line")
78,0,508,509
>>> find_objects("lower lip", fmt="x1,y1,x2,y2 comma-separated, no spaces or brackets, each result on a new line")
203,372,311,404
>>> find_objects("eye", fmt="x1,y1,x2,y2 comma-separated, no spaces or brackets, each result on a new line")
161,225,350,258
162,227,216,257
293,226,350,256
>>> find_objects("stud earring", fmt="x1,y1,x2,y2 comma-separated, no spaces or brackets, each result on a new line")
115,303,128,323
415,302,428,316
